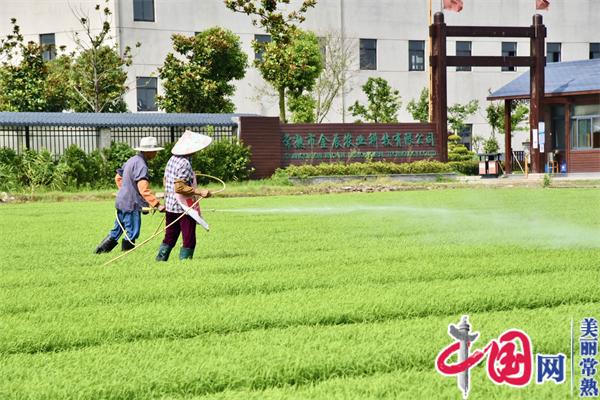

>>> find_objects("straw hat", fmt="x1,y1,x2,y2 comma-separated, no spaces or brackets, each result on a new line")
133,136,164,152
171,130,213,155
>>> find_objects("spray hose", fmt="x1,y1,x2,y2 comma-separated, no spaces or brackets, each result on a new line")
102,173,226,266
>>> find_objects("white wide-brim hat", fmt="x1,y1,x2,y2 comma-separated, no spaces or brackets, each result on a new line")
171,130,213,155
134,136,164,152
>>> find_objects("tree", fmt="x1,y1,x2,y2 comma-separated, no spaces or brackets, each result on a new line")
447,99,479,135
407,87,480,136
0,42,47,111
406,87,429,123
287,93,316,123
348,77,402,123
446,100,478,160
485,100,529,136
259,29,322,122
0,2,130,113
0,19,70,111
45,55,73,112
312,32,355,123
157,27,247,113
68,1,138,112
224,0,320,122
224,0,316,43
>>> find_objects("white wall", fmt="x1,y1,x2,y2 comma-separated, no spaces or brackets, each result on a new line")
2,0,600,150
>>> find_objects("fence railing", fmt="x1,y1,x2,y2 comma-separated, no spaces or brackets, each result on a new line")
0,124,236,159
499,150,527,172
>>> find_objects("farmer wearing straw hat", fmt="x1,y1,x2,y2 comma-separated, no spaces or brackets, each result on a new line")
95,136,165,254
156,130,212,261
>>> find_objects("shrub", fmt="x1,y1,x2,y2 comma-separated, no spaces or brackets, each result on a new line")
276,160,462,178
543,174,551,188
0,163,20,191
59,145,94,187
50,161,71,191
55,146,114,189
274,159,480,178
0,147,21,167
87,150,109,187
0,148,22,191
101,142,136,183
447,160,479,175
192,138,254,182
448,133,476,162
20,149,56,192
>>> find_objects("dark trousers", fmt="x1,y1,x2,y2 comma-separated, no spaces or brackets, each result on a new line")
163,211,196,249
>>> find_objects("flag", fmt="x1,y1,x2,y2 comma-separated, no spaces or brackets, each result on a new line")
536,0,550,10
443,0,463,12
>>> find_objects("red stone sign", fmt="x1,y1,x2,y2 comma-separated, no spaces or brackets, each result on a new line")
239,117,441,178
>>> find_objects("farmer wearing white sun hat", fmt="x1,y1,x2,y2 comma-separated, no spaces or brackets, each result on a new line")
156,130,213,261
95,136,165,254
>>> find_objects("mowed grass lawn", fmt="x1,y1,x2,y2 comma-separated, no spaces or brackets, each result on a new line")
1,187,599,399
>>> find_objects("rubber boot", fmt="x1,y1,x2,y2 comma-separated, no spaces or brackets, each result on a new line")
179,247,195,260
95,235,118,254
122,239,135,251
155,243,173,262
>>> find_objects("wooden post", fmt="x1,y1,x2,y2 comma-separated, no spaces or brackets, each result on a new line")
431,12,448,162
428,0,433,123
530,14,546,173
504,99,512,174
565,100,571,172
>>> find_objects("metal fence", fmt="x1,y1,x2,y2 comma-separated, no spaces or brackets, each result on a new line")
512,150,526,171
0,125,99,158
110,125,235,149
0,124,236,159
499,150,527,172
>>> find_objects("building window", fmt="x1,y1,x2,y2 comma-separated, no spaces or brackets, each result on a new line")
254,34,271,61
360,39,377,70
547,42,561,63
136,77,157,112
571,105,600,149
39,33,56,61
501,42,517,72
590,43,600,59
409,40,425,71
456,41,471,72
571,117,600,149
459,124,473,150
134,0,154,22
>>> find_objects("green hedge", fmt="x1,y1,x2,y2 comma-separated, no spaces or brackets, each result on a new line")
0,139,253,192
275,160,479,179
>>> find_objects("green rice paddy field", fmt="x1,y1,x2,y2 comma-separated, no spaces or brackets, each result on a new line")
1,187,599,399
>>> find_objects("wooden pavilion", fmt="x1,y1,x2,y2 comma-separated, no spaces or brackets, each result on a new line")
489,58,600,173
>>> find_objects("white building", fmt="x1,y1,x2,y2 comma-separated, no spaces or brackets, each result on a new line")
1,0,600,150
